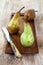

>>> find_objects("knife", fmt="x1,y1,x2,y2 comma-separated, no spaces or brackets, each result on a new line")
2,27,22,58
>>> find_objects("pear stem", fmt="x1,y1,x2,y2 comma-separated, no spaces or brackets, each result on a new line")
18,7,25,12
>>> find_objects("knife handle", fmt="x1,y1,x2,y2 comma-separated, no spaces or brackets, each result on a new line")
10,42,22,58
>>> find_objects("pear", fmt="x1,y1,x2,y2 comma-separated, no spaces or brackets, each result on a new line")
8,12,20,34
24,9,37,21
8,7,25,34
20,23,34,47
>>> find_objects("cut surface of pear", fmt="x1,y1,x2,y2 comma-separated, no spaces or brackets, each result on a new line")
20,23,34,47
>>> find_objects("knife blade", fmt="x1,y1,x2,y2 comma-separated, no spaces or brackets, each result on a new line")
2,27,22,58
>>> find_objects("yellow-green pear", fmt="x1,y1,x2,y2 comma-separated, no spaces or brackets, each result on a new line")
8,7,25,34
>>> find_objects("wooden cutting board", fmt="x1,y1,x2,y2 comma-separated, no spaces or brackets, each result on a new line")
5,13,38,54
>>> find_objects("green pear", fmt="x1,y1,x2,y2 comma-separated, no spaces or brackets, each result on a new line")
20,23,34,47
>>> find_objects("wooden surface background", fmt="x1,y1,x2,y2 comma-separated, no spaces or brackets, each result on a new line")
0,0,43,65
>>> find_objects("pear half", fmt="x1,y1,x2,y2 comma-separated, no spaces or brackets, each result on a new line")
20,23,34,47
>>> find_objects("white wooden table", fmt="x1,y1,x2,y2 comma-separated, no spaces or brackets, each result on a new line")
0,0,43,65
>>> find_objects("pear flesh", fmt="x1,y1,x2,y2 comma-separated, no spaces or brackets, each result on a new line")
20,23,34,47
